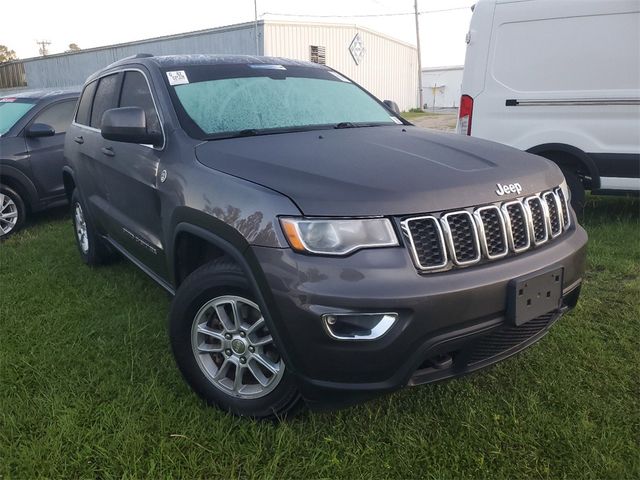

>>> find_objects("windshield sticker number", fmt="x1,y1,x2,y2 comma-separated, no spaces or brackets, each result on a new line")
166,71,189,86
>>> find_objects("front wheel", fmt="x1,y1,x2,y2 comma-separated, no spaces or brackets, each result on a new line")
169,258,301,419
0,185,26,238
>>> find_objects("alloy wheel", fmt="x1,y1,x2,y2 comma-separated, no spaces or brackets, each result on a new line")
74,202,89,253
191,295,285,399
0,193,18,236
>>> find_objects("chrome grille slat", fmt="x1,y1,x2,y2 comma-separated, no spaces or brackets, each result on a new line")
403,185,571,272
474,206,508,259
501,200,530,252
401,216,447,270
441,211,481,265
543,191,562,237
554,187,571,229
524,196,548,245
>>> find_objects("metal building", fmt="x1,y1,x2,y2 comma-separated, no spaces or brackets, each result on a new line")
421,65,464,110
0,20,418,110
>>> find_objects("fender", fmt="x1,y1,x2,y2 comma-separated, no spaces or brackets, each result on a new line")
0,164,39,209
171,218,299,375
527,143,600,189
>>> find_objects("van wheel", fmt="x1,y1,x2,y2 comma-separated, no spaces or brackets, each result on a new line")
169,258,301,419
0,185,26,238
71,189,114,265
561,169,585,214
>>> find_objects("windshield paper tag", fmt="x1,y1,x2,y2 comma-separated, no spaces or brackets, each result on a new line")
390,116,403,124
328,71,350,82
0,97,16,102
166,70,189,86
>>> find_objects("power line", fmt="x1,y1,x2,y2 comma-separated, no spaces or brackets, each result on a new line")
261,6,472,19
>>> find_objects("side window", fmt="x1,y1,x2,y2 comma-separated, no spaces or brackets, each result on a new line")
75,81,97,126
90,74,121,129
31,100,77,134
119,71,161,135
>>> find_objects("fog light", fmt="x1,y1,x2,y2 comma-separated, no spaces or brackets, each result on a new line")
321,312,397,341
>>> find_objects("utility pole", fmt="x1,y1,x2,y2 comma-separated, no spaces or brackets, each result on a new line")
414,0,424,110
36,40,51,57
254,0,259,55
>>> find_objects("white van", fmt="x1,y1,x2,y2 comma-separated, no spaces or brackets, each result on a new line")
458,0,640,208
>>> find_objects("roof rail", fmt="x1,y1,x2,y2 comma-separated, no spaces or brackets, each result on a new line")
103,53,154,70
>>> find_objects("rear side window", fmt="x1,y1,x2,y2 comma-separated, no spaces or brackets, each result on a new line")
119,71,161,135
90,74,121,129
75,81,97,126
32,100,77,134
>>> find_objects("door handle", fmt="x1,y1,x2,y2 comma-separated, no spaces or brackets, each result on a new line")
73,136,84,144
101,146,115,157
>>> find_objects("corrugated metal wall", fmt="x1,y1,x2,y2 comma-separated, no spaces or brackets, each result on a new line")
19,23,262,89
422,67,464,109
264,22,418,111
5,21,417,110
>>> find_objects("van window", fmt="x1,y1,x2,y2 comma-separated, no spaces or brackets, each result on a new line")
75,81,97,126
492,12,640,92
90,74,121,129
119,71,161,134
32,100,76,134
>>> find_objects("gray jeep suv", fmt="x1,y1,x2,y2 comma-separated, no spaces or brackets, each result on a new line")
64,54,587,418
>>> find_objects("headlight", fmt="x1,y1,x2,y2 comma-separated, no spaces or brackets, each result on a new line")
280,217,398,255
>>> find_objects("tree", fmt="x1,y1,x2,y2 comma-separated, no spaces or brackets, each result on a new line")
67,43,81,52
0,45,17,63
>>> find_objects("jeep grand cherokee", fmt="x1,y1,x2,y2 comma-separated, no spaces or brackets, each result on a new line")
63,54,587,418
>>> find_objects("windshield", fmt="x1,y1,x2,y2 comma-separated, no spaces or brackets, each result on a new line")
0,99,36,136
165,64,399,139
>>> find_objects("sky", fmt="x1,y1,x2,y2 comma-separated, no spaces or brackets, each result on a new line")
2,0,474,67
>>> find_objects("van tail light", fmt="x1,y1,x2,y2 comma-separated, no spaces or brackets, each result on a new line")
457,94,474,135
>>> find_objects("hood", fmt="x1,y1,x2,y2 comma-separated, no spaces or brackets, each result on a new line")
195,126,563,216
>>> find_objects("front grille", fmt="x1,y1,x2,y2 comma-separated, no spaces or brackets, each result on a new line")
443,212,480,264
403,216,446,269
476,206,507,258
468,312,556,365
554,187,570,228
402,187,570,272
526,197,548,244
543,191,562,237
503,201,530,251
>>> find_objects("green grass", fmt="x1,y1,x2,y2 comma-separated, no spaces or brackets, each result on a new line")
400,110,442,121
1,196,638,478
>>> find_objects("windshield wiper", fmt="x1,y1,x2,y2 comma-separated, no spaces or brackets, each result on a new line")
334,122,357,129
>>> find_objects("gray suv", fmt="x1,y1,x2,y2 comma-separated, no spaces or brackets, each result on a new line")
63,54,587,418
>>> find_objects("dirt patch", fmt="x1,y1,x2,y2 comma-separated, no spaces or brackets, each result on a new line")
411,113,458,132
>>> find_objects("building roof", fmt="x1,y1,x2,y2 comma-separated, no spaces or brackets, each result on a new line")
422,65,464,73
7,20,416,66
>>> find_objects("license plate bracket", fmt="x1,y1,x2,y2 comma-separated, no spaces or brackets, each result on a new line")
507,267,563,326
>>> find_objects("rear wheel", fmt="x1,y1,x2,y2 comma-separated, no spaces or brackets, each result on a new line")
71,189,114,265
170,258,301,419
0,185,26,238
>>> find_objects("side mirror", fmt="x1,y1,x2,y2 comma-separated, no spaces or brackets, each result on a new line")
383,100,400,115
101,107,162,146
26,123,55,138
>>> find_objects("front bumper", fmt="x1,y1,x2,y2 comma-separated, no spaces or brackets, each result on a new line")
251,223,588,409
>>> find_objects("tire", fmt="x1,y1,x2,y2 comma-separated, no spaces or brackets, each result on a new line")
71,189,114,265
169,258,301,419
561,168,585,215
0,185,26,238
